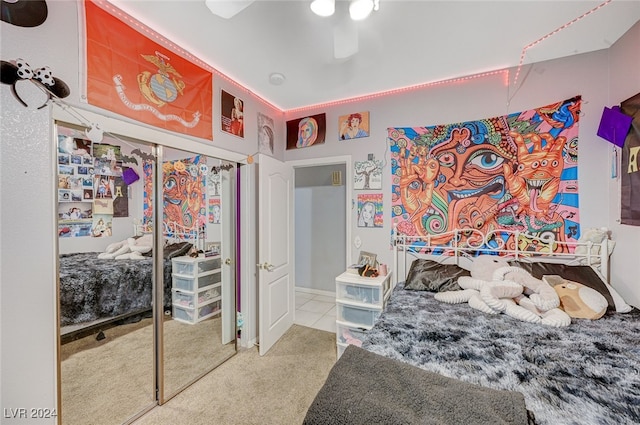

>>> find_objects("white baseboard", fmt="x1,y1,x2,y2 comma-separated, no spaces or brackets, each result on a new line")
295,286,335,298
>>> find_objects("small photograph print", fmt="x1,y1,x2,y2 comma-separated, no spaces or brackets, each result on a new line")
77,166,89,175
82,177,93,187
58,222,93,238
339,111,370,140
71,155,83,165
94,175,115,199
58,135,92,156
93,143,121,161
83,188,94,200
59,165,74,175
58,202,92,221
58,154,70,165
94,158,114,175
67,176,83,190
58,175,70,189
71,190,83,202
58,189,71,202
91,214,113,238
83,155,94,165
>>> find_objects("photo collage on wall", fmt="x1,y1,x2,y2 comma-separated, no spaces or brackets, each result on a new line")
57,130,130,238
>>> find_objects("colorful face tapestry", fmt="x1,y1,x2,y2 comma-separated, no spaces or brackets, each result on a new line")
143,155,206,238
390,96,581,254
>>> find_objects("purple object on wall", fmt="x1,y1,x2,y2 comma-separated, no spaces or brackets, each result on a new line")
597,105,633,148
122,167,140,185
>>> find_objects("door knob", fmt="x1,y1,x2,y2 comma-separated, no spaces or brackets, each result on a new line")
224,258,232,265
256,262,275,271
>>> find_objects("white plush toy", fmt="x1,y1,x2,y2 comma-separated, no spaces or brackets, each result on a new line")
434,255,571,327
97,233,153,260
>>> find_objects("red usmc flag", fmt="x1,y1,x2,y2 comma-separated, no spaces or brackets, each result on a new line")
84,0,213,140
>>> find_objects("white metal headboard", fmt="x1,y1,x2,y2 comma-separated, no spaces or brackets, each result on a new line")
392,228,611,287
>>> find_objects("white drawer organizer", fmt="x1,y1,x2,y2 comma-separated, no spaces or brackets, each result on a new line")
171,255,222,324
335,270,393,359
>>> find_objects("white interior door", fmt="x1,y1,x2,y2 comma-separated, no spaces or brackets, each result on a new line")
258,154,294,355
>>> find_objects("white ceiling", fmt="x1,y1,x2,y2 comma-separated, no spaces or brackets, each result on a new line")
108,0,640,111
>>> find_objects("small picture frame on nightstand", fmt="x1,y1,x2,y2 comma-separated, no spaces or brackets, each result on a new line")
357,251,377,268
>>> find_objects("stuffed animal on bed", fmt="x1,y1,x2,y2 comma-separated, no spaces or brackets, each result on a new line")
434,255,571,327
543,275,607,320
97,233,153,260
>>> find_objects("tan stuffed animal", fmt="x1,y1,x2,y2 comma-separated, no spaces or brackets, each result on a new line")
543,275,607,320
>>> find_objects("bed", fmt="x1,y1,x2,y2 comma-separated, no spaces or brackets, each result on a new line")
305,229,640,425
59,241,193,330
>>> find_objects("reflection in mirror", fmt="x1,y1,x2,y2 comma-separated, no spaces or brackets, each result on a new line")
57,122,156,424
159,147,237,401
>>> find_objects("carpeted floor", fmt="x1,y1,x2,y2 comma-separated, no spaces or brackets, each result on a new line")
132,324,337,425
61,316,236,425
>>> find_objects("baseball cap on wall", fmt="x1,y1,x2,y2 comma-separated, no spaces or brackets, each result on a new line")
1,0,48,28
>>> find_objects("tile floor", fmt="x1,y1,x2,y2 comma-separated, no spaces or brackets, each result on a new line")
294,290,336,333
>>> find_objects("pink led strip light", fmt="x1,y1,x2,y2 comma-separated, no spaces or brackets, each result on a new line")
512,0,613,86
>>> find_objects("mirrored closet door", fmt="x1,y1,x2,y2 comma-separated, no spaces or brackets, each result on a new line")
56,123,238,424
56,122,157,425
158,146,237,401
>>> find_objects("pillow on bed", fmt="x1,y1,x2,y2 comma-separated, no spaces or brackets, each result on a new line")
404,259,469,292
511,262,632,313
163,242,193,259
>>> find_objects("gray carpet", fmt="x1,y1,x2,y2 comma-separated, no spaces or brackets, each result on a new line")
133,324,337,425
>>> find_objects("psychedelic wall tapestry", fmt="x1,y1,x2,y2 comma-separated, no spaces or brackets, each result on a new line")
143,155,206,238
389,96,581,254
620,92,640,226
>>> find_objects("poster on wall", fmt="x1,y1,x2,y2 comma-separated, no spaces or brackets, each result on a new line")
91,214,113,238
286,113,326,149
620,92,640,226
354,160,383,190
389,96,582,254
258,112,275,155
84,1,213,140
339,111,370,140
221,90,244,137
113,174,129,218
357,193,383,228
209,197,221,224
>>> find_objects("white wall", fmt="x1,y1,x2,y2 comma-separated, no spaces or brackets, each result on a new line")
283,37,639,308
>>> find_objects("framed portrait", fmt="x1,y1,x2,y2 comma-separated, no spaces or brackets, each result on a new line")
339,111,370,140
258,112,275,155
357,193,383,227
221,90,244,138
286,113,326,149
357,251,377,268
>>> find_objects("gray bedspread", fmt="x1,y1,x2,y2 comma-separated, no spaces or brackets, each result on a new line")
360,283,640,425
304,344,533,425
59,252,173,326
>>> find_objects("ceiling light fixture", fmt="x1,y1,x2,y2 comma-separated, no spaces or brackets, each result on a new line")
205,0,255,19
349,0,379,21
310,0,335,17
